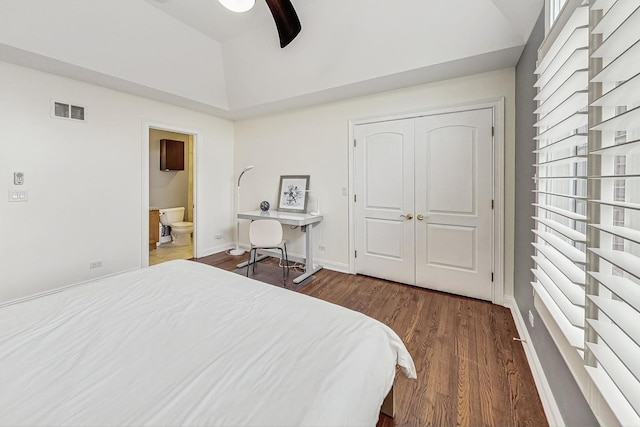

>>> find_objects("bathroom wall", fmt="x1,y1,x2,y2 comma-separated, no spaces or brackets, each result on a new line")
149,129,190,215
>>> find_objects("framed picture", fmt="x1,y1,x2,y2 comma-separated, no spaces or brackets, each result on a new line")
277,175,310,213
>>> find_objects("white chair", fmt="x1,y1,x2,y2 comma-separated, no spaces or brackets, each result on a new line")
246,219,289,286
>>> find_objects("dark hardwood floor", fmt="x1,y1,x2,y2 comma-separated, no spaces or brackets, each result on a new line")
193,252,548,427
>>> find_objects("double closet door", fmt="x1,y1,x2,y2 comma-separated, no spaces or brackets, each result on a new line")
354,108,494,301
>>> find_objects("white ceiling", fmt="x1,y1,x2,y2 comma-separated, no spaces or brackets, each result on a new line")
143,0,277,42
0,0,543,119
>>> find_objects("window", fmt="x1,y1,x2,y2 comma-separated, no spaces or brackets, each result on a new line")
549,0,569,27
533,1,640,424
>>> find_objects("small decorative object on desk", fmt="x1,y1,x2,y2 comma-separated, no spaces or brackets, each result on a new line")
260,200,270,211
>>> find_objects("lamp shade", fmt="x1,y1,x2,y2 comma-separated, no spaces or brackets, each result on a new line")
218,0,255,12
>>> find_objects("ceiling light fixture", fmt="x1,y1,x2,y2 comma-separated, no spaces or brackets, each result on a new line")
218,0,255,13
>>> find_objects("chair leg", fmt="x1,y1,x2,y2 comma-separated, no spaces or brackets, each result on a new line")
246,248,254,277
253,250,258,274
284,242,289,277
279,248,286,286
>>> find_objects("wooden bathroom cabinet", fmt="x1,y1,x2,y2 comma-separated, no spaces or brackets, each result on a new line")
160,139,184,171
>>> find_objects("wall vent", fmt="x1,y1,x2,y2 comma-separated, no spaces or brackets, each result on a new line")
51,101,86,122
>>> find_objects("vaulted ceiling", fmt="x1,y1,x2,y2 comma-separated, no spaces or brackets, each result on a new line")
0,0,543,119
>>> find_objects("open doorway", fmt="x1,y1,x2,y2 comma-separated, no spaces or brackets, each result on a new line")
148,129,195,265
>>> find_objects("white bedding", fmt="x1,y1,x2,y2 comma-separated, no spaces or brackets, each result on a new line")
0,260,416,426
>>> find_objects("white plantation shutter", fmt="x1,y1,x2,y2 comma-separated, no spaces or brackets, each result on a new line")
533,0,640,424
587,0,640,424
533,2,589,356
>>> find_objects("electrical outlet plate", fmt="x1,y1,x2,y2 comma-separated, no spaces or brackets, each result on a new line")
89,261,103,269
14,172,24,185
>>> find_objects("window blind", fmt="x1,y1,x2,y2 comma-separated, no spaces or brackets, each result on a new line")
534,0,640,424
533,2,589,359
587,0,640,423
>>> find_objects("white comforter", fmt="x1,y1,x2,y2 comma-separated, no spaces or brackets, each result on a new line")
0,260,416,426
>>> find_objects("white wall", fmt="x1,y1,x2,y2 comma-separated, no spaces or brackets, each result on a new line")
0,61,516,303
0,0,228,110
0,61,235,304
234,68,516,295
149,129,189,212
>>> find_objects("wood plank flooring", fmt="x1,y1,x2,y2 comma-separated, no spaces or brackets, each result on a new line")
193,252,548,427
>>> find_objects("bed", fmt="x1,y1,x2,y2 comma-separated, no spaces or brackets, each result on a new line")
0,259,416,426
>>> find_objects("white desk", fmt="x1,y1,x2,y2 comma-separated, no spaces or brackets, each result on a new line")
237,210,323,284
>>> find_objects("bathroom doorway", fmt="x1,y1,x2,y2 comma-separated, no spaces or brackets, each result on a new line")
148,129,195,266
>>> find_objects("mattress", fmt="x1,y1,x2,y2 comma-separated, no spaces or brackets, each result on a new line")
0,260,416,426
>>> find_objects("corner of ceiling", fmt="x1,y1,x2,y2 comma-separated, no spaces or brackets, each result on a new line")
489,0,545,44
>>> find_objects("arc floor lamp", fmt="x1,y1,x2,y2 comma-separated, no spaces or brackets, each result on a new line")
230,165,254,256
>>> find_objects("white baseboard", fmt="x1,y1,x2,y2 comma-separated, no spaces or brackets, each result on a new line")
314,258,349,273
278,251,349,274
504,296,565,427
200,243,234,258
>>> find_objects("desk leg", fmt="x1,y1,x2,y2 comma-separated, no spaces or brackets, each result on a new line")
293,222,323,284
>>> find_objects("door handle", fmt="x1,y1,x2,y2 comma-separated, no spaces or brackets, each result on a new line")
417,214,425,221
400,213,413,220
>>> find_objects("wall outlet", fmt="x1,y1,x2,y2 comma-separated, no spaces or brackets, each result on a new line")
89,261,103,269
319,244,326,251
528,310,535,328
215,234,223,240
14,171,24,185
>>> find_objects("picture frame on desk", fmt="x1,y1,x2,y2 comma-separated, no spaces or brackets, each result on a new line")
277,175,310,213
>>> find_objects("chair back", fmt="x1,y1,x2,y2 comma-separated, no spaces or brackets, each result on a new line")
249,219,283,247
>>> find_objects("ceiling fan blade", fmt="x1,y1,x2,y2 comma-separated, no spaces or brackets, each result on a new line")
264,0,301,48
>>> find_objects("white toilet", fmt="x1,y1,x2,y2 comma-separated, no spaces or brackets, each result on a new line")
159,207,193,246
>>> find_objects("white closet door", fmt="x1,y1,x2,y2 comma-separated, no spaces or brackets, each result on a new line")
354,119,415,284
414,108,494,301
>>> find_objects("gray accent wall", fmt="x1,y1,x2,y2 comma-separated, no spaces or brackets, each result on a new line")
514,10,598,427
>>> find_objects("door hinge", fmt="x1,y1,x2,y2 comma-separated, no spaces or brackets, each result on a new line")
491,272,494,282
491,199,494,209
354,139,357,147
354,250,357,258
491,126,495,137
354,194,357,203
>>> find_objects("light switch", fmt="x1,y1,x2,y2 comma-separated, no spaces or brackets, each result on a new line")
8,190,28,202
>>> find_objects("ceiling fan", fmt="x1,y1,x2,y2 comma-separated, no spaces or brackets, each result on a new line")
218,0,301,48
